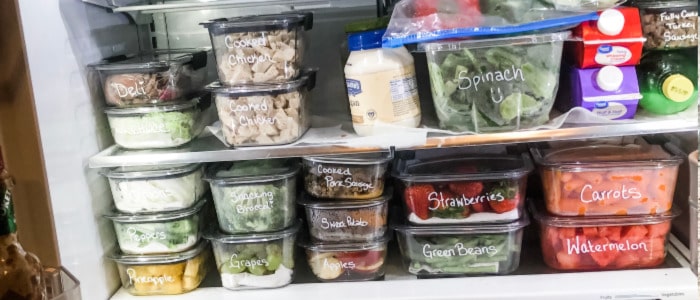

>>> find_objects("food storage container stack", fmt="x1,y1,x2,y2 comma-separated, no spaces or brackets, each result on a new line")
530,141,684,271
392,153,533,277
298,152,393,282
202,158,302,290
201,12,316,148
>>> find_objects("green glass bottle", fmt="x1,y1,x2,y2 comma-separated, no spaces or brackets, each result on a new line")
637,49,698,115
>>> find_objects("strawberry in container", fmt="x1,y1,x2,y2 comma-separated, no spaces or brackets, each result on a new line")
393,154,533,225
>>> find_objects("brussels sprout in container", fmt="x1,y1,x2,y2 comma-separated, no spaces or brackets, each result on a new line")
109,240,210,296
299,193,389,243
300,235,389,282
204,158,298,234
105,198,205,255
302,152,392,200
204,221,300,290
105,99,200,149
101,163,206,213
420,31,570,132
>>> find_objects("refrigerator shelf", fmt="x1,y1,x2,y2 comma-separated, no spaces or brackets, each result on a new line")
82,0,372,13
89,115,698,168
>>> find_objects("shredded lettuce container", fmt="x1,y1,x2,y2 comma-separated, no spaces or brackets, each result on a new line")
104,99,200,149
90,49,208,107
302,152,392,200
204,221,301,290
101,163,206,213
108,240,210,296
204,158,298,234
201,12,313,85
393,154,532,225
300,234,390,282
299,192,389,243
393,216,528,277
420,31,570,133
105,198,205,255
206,70,314,147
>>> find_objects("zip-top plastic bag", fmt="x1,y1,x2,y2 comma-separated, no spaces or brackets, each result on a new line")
382,0,625,47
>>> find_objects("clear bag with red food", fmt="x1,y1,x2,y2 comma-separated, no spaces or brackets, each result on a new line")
531,202,679,271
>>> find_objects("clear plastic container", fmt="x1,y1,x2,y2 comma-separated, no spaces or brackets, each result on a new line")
299,193,389,243
203,221,300,290
393,154,533,225
420,31,570,133
204,158,298,234
206,71,314,147
302,152,392,200
393,216,529,276
531,143,683,216
531,203,678,271
90,49,208,107
634,0,698,50
101,163,206,213
108,240,210,296
104,198,205,255
104,99,200,149
300,235,389,282
201,13,313,85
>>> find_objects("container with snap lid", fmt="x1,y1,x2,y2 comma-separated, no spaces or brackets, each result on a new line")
206,70,314,147
108,240,210,296
300,234,390,282
632,0,698,50
101,163,206,213
104,98,201,149
104,198,206,255
204,158,299,234
201,12,313,85
90,49,209,107
302,151,392,200
204,221,301,290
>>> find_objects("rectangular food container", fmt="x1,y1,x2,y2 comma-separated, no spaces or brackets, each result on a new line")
204,158,298,234
393,154,533,225
203,221,300,290
299,192,389,243
206,71,314,147
104,198,205,255
419,31,570,133
108,240,210,296
635,0,698,50
531,143,683,216
90,49,208,107
300,234,389,282
393,216,529,277
101,163,206,213
531,202,678,271
104,98,201,149
201,12,312,85
302,152,392,200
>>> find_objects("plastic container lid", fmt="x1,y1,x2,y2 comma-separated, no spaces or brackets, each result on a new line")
303,151,392,166
201,12,313,35
348,29,385,51
394,215,529,235
90,49,208,73
531,143,684,168
104,197,206,223
597,9,625,36
662,74,695,103
597,66,624,92
100,163,201,179
204,220,301,244
108,240,209,264
204,158,299,185
104,99,198,116
298,191,391,209
418,31,571,52
393,154,533,183
299,232,391,251
531,202,679,227
206,69,316,97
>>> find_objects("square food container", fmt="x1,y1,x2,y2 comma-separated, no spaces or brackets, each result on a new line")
299,192,389,243
104,198,205,255
201,12,313,85
419,31,570,133
531,202,678,271
203,221,300,290
300,234,390,282
90,49,208,107
204,158,299,234
206,71,314,147
101,163,206,213
302,152,392,200
531,143,683,216
393,216,529,277
635,0,698,50
393,154,533,225
108,240,210,296
104,98,201,149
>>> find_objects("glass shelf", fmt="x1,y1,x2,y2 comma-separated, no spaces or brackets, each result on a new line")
82,0,372,13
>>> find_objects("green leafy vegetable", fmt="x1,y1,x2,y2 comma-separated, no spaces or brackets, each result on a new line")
114,218,199,253
212,182,295,233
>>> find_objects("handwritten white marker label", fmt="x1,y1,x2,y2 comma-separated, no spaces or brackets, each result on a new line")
566,236,649,254
580,184,642,203
427,191,505,211
422,243,498,259
127,268,175,286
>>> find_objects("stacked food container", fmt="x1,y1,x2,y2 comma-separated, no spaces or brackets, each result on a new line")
391,153,533,276
298,153,393,282
530,141,684,271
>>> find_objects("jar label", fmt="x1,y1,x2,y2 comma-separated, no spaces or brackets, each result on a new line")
346,66,420,127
